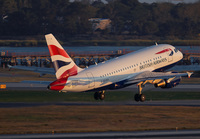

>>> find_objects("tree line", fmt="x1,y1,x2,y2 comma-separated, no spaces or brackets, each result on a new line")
0,0,200,40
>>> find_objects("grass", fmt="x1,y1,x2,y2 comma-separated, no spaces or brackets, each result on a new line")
0,105,200,134
0,87,199,135
0,90,200,102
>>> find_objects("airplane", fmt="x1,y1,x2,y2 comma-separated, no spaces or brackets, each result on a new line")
45,34,192,102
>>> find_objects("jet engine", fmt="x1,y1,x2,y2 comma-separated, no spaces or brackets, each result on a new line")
154,77,181,89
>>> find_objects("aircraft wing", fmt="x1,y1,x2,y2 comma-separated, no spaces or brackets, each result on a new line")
125,71,192,85
8,65,55,76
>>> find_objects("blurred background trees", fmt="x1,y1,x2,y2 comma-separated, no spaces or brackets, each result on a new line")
0,0,200,40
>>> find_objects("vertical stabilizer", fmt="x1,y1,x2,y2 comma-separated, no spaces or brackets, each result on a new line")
45,34,82,79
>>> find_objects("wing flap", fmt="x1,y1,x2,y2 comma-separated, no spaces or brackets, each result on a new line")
125,71,192,85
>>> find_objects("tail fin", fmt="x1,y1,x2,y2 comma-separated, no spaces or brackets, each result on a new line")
45,34,82,79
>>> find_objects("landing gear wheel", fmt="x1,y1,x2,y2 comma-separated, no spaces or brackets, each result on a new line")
99,91,105,100
134,94,146,102
139,94,146,102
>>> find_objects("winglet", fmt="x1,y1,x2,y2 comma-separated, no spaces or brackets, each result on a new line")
187,72,193,78
7,64,12,71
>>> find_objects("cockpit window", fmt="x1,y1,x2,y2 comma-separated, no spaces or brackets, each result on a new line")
169,50,174,56
174,48,179,53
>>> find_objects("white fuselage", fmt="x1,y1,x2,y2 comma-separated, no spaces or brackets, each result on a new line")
62,44,183,92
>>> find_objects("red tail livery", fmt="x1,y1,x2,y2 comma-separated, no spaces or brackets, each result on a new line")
45,34,82,79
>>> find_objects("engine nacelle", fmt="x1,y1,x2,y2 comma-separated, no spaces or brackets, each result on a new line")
154,77,181,89
154,80,166,88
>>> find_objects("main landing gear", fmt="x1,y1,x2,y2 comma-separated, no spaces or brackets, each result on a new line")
134,83,146,102
93,82,147,102
94,90,105,100
134,94,146,102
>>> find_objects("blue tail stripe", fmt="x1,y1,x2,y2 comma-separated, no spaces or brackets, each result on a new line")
53,61,71,71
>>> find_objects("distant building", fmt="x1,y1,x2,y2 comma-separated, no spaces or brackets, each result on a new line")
89,18,111,31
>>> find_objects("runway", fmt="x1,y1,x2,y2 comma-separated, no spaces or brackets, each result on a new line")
4,82,200,91
1,100,200,108
1,130,200,139
1,83,200,139
4,82,48,90
2,82,200,108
